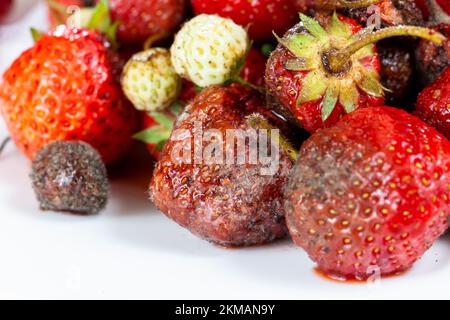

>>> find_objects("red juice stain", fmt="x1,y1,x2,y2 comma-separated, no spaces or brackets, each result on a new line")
313,267,410,284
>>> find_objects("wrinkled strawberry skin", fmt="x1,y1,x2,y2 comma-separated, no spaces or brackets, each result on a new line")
150,84,294,247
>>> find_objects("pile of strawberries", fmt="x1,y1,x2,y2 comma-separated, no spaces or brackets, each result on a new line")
0,0,450,282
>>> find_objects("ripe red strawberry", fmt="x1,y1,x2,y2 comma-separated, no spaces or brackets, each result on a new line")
285,107,450,280
190,0,298,42
415,67,450,139
150,84,296,247
109,0,187,45
266,13,445,133
240,48,267,87
0,26,139,164
415,0,430,20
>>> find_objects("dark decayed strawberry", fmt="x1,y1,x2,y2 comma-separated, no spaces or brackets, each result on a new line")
285,107,450,280
415,67,450,139
190,0,298,42
378,42,414,105
416,23,450,85
150,84,296,247
265,13,445,133
343,0,426,27
0,26,139,164
109,0,187,45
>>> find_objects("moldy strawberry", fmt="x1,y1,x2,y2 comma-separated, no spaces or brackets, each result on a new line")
285,107,450,280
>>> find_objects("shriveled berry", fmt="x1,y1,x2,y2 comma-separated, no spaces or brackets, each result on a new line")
31,141,109,215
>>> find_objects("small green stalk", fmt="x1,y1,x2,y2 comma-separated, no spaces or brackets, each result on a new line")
327,26,446,74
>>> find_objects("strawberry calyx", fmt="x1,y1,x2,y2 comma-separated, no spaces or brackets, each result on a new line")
133,102,184,153
276,13,445,121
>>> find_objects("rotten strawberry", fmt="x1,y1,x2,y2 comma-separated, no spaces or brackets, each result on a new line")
150,84,296,247
285,106,450,280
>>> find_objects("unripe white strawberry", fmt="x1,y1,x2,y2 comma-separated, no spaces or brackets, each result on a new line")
170,14,250,87
121,48,181,112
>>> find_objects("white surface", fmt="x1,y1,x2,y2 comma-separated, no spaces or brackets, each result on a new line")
1,0,450,300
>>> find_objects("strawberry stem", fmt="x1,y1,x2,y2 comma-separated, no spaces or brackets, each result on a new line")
246,115,299,162
336,0,383,8
143,32,170,50
327,26,446,74
234,77,265,94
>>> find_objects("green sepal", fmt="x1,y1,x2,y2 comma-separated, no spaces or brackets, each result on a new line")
284,58,317,72
339,79,359,113
297,70,328,105
86,0,119,49
354,67,384,97
322,80,340,121
328,11,352,38
30,28,44,42
274,32,317,59
299,14,328,40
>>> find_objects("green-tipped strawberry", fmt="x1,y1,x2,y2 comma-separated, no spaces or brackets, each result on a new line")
121,48,181,112
171,14,251,88
266,13,445,133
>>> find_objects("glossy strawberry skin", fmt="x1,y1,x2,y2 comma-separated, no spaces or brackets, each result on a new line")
265,16,384,133
416,67,450,139
150,84,294,247
285,107,450,280
0,27,138,164
109,0,187,45
191,0,298,42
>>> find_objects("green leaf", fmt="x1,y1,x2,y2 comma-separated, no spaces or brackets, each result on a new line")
133,126,172,145
261,43,276,57
297,70,328,105
150,111,175,129
87,0,110,31
322,80,340,121
339,79,359,113
299,14,328,40
328,11,352,38
30,28,44,42
169,101,184,115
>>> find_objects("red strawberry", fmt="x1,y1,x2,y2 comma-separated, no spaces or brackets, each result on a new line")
436,0,450,16
190,0,298,42
109,0,187,45
240,48,267,87
266,13,445,133
0,26,139,164
415,0,431,20
150,84,297,247
285,107,450,280
415,67,450,139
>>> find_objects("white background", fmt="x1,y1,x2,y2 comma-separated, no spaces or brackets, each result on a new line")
0,0,449,300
